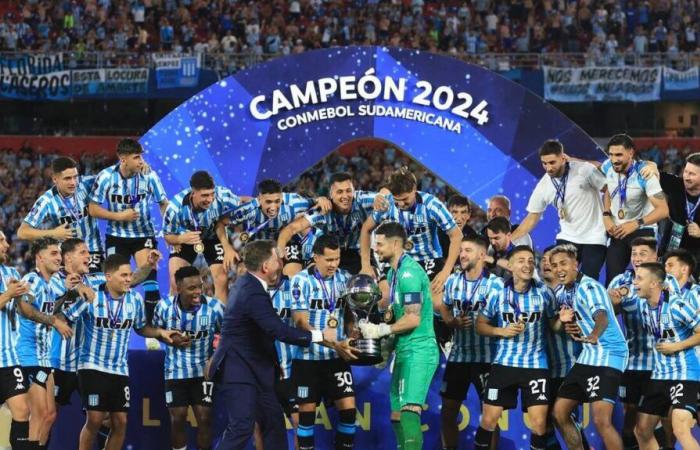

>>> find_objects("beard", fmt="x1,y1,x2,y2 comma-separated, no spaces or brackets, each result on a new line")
461,260,476,272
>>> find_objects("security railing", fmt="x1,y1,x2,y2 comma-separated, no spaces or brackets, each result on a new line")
0,50,697,74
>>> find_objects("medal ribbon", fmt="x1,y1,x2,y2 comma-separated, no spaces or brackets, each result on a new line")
550,163,570,210
128,174,140,207
610,162,635,208
105,290,125,331
506,285,521,319
649,290,666,339
314,270,336,314
389,254,408,306
686,196,700,222
461,270,484,311
60,192,82,223
332,211,354,248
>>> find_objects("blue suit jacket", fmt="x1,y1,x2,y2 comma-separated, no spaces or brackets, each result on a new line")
208,272,312,389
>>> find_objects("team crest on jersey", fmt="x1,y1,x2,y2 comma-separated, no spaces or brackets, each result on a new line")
89,394,99,406
278,211,290,222
661,314,670,325
477,285,488,296
125,303,134,314
292,286,301,300
200,316,209,327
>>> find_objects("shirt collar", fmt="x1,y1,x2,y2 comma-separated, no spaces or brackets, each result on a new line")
251,273,268,292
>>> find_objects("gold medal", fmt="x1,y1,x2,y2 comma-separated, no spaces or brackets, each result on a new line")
193,243,205,254
617,209,625,220
383,308,394,323
618,286,630,297
403,240,414,251
558,207,566,220
327,316,338,328
239,231,250,243
111,330,116,339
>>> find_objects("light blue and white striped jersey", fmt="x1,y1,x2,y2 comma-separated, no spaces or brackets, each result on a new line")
371,192,456,261
17,271,58,367
610,270,680,371
270,276,296,379
480,279,555,369
291,267,350,361
24,176,103,253
0,265,21,368
305,190,376,250
296,228,321,264
163,186,240,241
549,285,584,378
443,271,500,363
563,274,628,371
88,164,168,238
228,193,313,242
153,295,223,380
639,291,700,381
63,285,146,376
546,327,582,379
600,159,663,228
49,271,106,372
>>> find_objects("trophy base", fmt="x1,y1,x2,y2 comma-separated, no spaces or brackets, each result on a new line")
349,338,383,366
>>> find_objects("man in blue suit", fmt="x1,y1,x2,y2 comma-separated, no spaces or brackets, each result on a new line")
207,239,336,450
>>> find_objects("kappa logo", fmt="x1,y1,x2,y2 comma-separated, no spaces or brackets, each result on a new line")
401,272,413,279
343,386,353,393
537,394,547,401
124,401,130,408
297,386,309,399
15,383,24,391
203,396,212,403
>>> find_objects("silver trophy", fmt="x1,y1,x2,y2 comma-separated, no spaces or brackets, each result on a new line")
343,274,385,366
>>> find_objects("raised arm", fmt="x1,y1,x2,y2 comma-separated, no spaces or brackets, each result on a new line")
510,212,541,242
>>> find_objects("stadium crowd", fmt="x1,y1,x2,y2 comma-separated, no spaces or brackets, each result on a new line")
1,0,700,58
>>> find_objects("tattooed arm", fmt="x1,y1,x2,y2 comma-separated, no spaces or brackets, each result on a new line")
643,191,670,226
17,297,73,338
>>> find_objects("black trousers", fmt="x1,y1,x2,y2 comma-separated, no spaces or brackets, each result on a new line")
605,228,655,285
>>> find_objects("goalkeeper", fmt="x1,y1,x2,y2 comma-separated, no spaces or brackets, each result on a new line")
359,221,438,450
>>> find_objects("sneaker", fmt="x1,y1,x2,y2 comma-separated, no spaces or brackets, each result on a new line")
145,337,161,350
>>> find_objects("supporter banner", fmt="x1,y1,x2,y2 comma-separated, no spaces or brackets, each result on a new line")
663,66,699,91
71,68,149,96
153,53,201,89
543,66,662,102
0,67,148,100
0,69,71,100
0,52,63,75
